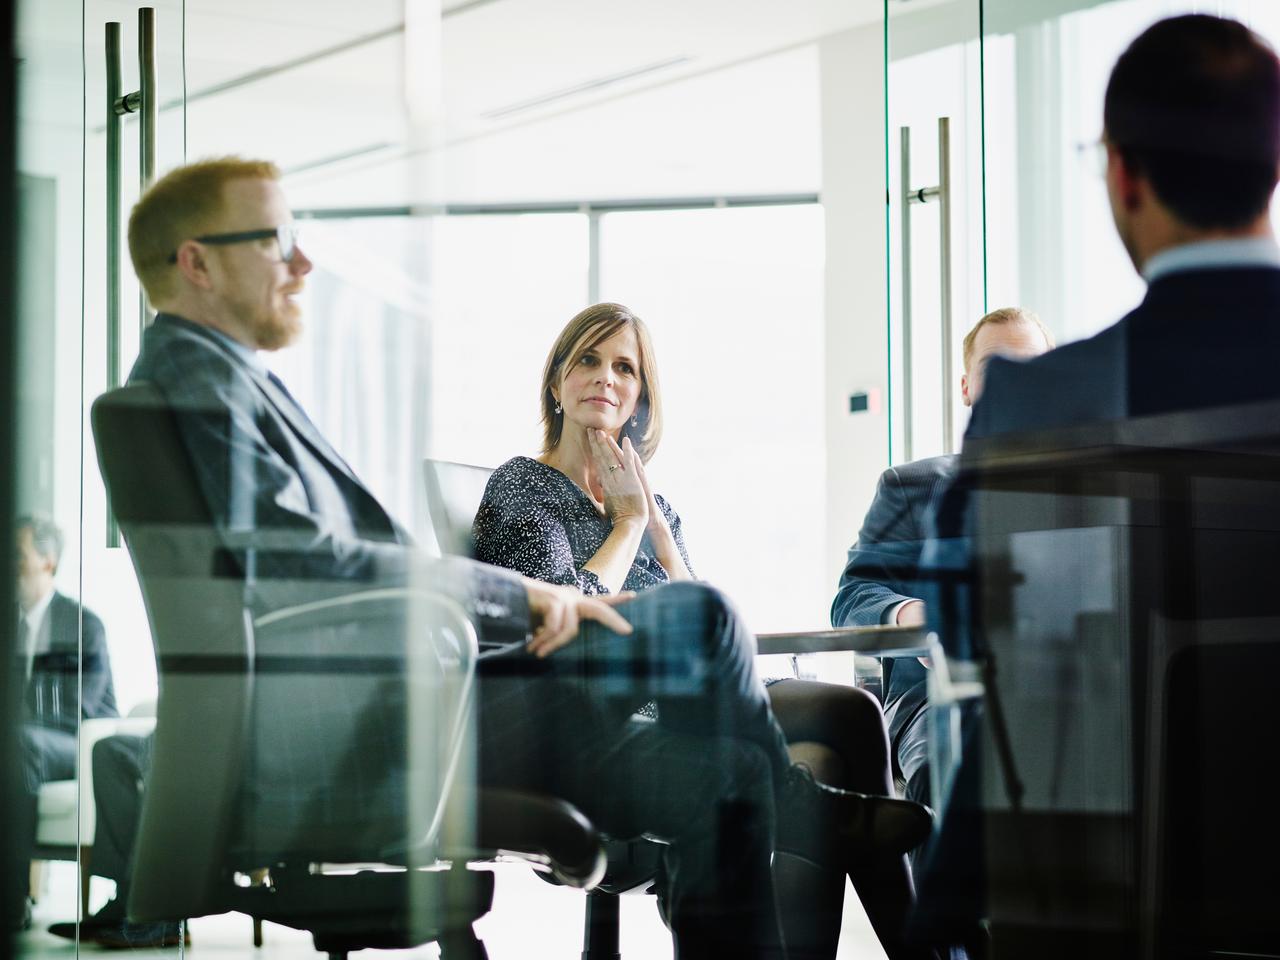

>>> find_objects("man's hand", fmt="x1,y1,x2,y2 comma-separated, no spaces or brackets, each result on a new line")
895,600,932,668
895,600,926,627
523,577,634,658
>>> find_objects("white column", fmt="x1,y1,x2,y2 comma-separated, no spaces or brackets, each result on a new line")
818,22,891,600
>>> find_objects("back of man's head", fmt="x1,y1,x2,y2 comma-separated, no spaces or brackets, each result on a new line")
1104,14,1280,230
128,156,280,307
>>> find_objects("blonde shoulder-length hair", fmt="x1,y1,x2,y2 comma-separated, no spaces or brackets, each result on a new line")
540,302,663,463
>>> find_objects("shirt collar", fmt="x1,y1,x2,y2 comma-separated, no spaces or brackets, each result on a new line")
23,586,55,632
1143,236,1280,284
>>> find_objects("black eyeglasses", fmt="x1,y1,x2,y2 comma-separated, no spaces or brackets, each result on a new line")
168,224,299,264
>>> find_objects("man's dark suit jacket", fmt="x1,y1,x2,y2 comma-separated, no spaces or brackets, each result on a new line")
831,455,953,750
26,591,117,733
126,313,532,843
128,314,527,627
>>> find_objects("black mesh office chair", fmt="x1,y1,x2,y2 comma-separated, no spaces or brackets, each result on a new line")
919,399,1280,959
93,385,607,960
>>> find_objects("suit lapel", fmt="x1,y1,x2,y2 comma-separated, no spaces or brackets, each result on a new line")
249,365,364,488
151,315,407,543
249,367,408,540
158,316,363,489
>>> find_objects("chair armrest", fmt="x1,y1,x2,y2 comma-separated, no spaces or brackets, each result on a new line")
468,788,606,890
76,716,158,839
755,624,930,657
924,636,984,816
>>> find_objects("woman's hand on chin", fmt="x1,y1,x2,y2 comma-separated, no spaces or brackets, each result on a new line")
630,446,673,542
590,429,648,527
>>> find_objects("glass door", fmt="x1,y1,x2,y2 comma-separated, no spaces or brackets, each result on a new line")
11,0,191,946
979,0,1280,346
885,0,986,464
14,0,436,952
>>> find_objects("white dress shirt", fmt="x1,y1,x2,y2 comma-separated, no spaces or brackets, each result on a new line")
19,586,55,679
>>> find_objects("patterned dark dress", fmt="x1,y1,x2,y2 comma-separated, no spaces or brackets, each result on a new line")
472,456,695,592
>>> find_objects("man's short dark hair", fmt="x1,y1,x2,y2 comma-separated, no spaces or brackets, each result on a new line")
1104,14,1280,229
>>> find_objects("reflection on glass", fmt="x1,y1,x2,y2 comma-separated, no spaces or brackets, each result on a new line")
13,0,95,943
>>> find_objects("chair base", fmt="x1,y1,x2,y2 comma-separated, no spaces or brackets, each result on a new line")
582,891,621,960
231,864,494,958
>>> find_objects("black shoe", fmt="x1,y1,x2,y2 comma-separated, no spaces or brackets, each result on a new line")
93,920,186,949
8,896,32,932
777,763,933,866
48,900,127,941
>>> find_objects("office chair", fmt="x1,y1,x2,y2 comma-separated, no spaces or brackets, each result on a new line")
93,385,608,960
921,399,1280,960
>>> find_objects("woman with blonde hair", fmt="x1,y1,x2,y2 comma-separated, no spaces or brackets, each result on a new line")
474,302,931,960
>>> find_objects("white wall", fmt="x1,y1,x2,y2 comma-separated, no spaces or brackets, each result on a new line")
819,22,892,606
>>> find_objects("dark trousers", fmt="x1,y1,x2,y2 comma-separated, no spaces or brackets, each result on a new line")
478,581,791,959
12,725,77,915
897,707,931,809
87,733,152,916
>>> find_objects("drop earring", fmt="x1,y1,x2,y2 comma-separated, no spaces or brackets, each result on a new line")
554,401,562,414
631,415,638,427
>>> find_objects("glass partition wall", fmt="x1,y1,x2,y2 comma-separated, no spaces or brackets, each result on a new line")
886,0,1280,453
12,0,435,953
6,0,940,956
886,0,1280,955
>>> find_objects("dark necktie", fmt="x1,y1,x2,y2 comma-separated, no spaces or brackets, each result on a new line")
15,613,29,678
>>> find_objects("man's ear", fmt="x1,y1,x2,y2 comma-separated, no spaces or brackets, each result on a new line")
960,372,972,407
1109,146,1143,213
173,241,214,290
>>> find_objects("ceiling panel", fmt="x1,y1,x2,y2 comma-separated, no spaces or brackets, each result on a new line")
16,0,900,203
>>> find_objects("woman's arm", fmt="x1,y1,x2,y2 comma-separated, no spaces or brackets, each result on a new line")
581,515,647,594
653,494,695,581
631,455,693,582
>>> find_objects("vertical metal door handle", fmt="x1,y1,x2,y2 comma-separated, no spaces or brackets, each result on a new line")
899,116,954,461
137,7,156,334
104,8,157,547
106,22,123,548
937,117,954,455
899,127,915,463
106,23,122,400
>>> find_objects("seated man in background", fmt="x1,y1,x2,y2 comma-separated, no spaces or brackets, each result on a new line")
830,308,1052,817
11,516,117,930
117,156,923,958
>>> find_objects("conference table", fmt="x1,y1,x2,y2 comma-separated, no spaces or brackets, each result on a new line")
754,623,930,658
